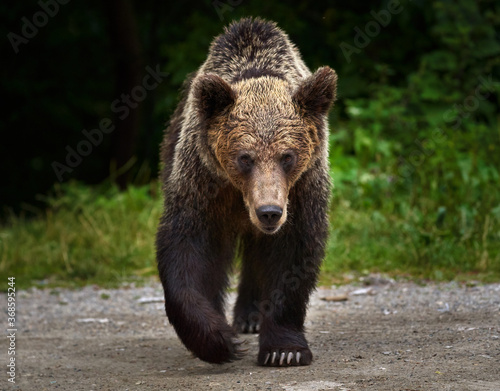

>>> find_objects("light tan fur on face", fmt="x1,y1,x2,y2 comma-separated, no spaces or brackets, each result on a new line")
207,77,319,234
245,162,288,234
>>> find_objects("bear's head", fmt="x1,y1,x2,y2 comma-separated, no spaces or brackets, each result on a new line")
194,67,337,234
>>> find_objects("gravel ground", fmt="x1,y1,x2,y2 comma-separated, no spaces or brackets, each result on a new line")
2,277,500,391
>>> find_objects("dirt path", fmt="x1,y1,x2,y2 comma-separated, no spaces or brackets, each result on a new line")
2,279,499,390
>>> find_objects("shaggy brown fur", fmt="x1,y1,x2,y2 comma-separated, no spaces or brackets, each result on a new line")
156,17,337,366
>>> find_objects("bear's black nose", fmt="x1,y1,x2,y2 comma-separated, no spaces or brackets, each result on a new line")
256,205,283,226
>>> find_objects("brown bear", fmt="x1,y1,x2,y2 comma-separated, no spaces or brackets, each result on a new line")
156,17,337,366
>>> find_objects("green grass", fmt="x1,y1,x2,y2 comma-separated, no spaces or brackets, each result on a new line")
0,182,161,290
322,198,500,285
1,180,499,291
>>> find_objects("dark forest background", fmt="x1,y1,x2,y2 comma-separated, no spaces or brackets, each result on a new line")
1,0,499,286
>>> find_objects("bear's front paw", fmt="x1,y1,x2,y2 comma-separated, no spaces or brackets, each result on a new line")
258,347,312,366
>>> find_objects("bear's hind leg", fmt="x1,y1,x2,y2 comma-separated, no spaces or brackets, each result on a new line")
233,239,262,333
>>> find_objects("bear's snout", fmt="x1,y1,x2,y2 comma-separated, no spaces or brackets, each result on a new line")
246,166,288,234
256,205,283,227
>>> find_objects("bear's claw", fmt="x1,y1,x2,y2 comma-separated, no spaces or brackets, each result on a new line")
243,321,260,334
260,349,307,366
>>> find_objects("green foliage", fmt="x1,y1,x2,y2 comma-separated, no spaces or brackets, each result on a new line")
325,0,500,282
1,0,499,286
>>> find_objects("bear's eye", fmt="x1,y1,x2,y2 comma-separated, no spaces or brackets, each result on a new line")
238,154,253,173
281,153,296,172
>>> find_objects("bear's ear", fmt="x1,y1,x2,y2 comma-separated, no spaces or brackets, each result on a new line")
193,74,236,121
293,66,337,118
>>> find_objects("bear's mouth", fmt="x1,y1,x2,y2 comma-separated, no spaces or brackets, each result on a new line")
260,224,282,235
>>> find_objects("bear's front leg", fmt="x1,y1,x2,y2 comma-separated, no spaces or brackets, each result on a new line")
256,251,321,366
251,179,329,366
239,229,325,366
156,207,246,364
